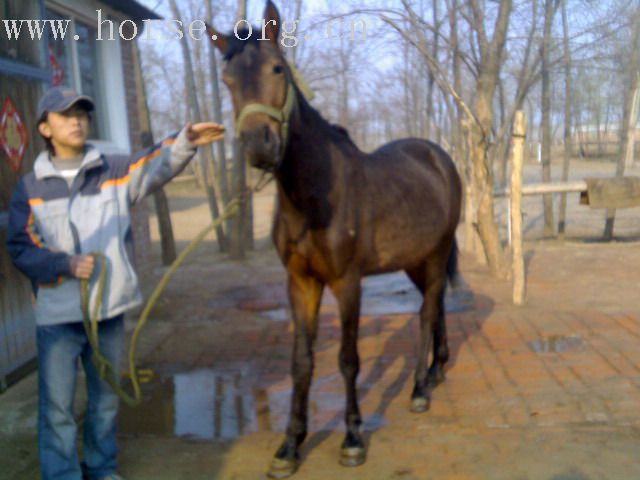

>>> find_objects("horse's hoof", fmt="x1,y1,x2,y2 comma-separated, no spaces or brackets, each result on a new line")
267,457,298,479
410,396,430,413
339,446,366,467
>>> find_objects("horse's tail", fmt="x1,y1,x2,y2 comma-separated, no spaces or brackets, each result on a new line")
446,237,461,289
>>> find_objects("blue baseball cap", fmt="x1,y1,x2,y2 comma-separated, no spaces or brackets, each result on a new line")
37,86,94,120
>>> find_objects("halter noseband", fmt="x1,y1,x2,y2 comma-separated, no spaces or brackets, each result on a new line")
233,75,297,157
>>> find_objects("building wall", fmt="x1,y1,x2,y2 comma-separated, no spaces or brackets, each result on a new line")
117,20,152,281
0,74,41,388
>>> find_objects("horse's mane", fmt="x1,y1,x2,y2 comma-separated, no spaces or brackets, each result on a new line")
330,124,352,140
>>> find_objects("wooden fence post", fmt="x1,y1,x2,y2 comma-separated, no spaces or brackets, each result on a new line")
511,111,527,305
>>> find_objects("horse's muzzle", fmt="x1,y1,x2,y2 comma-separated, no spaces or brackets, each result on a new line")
241,125,282,171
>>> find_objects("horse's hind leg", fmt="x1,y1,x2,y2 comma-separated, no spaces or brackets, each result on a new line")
269,270,323,479
406,256,447,413
330,273,366,467
427,290,448,388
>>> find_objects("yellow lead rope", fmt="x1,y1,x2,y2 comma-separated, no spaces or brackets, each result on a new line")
80,199,240,406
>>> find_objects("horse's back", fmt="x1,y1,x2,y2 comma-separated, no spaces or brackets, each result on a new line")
370,138,458,185
365,137,461,219
356,138,461,273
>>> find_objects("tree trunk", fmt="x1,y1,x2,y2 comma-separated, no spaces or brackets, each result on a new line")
206,0,232,247
604,10,640,239
448,0,463,163
168,0,226,252
425,0,439,139
623,83,639,169
471,83,509,277
131,39,176,265
229,0,250,259
540,0,556,237
558,0,573,239
467,0,513,278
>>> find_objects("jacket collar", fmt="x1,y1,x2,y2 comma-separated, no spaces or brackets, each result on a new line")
34,144,103,180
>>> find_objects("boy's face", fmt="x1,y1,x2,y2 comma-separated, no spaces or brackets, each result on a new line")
38,105,90,155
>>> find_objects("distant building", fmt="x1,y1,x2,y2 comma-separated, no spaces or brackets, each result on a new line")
572,122,640,158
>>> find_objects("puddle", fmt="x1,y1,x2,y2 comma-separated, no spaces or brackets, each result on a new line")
528,335,583,353
259,308,289,322
361,272,474,315
209,273,473,323
119,368,386,440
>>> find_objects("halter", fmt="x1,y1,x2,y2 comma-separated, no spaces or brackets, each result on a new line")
233,75,297,157
232,61,314,158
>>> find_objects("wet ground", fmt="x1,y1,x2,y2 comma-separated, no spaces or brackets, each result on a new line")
116,273,474,443
2,167,640,479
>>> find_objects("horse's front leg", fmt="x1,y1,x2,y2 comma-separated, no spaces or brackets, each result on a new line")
330,274,366,467
268,271,323,479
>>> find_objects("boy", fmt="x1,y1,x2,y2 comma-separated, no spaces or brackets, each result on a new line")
6,86,225,480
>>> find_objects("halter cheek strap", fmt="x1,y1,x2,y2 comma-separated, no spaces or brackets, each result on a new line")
234,83,297,152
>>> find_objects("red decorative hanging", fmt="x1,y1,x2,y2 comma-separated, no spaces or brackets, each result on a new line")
48,45,64,86
0,97,29,173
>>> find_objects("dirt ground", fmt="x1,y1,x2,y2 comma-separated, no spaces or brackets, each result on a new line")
2,159,640,479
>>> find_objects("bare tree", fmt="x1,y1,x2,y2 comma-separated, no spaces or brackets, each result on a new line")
206,0,232,245
379,0,513,276
132,39,177,266
540,0,559,237
604,5,640,239
228,0,250,259
168,0,226,250
557,0,573,238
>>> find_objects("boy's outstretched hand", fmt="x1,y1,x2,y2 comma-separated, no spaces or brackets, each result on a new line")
186,122,225,145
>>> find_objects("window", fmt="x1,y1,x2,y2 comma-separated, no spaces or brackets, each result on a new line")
0,0,43,67
45,9,73,88
45,7,108,140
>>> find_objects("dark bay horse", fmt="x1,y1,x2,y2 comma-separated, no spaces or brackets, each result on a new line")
208,2,462,477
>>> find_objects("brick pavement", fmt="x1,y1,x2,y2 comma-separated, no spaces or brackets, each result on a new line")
2,244,640,479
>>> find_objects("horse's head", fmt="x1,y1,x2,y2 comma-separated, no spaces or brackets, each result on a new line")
207,1,294,172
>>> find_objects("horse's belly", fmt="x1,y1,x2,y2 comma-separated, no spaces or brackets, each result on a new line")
365,211,448,272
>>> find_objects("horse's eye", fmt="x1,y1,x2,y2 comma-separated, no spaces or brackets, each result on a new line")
273,65,284,74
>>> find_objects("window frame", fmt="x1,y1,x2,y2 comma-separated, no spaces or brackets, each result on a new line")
0,0,49,82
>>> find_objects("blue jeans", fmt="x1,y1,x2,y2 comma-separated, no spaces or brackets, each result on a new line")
37,315,124,480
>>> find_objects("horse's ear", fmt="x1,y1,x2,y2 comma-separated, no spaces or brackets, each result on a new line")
205,22,229,54
263,0,281,46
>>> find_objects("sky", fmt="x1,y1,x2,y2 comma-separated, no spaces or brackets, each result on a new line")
132,0,639,136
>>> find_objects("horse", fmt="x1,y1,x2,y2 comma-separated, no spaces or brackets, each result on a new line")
207,2,462,477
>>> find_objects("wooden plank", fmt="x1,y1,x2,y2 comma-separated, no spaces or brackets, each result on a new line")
495,180,587,198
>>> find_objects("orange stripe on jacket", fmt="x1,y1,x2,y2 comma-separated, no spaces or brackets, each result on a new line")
28,198,44,206
40,276,65,288
101,138,175,190
26,212,45,248
101,174,131,190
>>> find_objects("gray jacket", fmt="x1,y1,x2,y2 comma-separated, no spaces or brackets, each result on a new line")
6,126,197,326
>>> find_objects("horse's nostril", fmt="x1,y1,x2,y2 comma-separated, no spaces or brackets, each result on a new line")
264,126,271,145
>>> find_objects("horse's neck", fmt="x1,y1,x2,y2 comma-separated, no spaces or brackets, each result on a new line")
274,94,354,227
